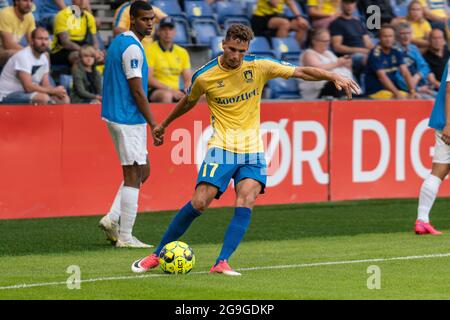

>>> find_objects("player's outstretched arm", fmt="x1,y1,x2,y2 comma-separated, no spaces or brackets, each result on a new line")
153,95,199,143
128,77,162,146
293,66,361,100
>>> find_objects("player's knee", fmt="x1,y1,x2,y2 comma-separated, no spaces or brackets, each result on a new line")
191,197,210,212
236,192,257,208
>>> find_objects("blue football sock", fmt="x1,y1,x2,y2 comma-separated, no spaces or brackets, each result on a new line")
216,207,251,265
154,201,201,255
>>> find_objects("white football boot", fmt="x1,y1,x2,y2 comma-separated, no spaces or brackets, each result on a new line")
115,236,154,248
99,215,119,244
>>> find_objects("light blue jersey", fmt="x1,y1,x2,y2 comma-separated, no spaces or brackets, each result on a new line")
429,59,450,130
101,31,148,125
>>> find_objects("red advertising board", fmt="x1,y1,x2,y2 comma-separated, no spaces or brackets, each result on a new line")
329,100,440,201
0,101,329,219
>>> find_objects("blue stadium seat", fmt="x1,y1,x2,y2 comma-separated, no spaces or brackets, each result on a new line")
224,17,251,30
210,36,224,58
192,19,220,45
152,0,185,18
248,36,276,58
393,5,408,17
172,17,191,46
271,37,301,61
59,74,73,95
185,0,215,22
215,1,248,25
267,78,301,99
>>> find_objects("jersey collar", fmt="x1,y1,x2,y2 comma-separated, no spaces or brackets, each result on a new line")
123,31,145,50
157,41,174,52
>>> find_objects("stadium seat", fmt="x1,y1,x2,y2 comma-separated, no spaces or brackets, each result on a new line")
172,17,191,46
267,78,301,99
224,17,251,29
185,0,215,23
271,37,301,61
215,1,248,25
210,36,224,58
248,36,276,58
192,19,220,46
59,74,73,95
152,0,185,18
393,5,408,17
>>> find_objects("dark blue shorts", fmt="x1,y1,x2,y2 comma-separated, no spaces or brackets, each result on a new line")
196,147,267,199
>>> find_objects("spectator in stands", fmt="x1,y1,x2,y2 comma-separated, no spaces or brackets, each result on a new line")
38,0,71,31
330,0,374,82
419,0,449,31
70,44,101,103
299,28,354,99
402,0,432,53
364,24,420,100
146,17,192,103
0,0,9,9
113,0,166,48
395,21,438,98
0,0,36,68
358,0,397,25
251,0,309,43
50,0,103,68
424,28,449,85
307,0,340,29
0,27,70,104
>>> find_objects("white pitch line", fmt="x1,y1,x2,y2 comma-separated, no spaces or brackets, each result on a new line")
1,252,450,291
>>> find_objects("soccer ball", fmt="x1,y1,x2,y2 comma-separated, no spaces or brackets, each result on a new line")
159,241,195,274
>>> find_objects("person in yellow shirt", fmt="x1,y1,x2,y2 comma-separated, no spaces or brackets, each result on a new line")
251,0,309,43
146,17,192,103
307,0,341,28
50,0,104,67
419,0,449,30
404,0,432,52
0,0,35,67
113,0,166,48
130,24,360,275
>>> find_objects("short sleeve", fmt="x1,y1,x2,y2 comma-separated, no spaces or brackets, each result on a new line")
256,58,295,81
122,44,144,79
26,15,36,34
0,10,12,32
13,52,32,73
187,75,205,102
87,13,97,34
53,10,68,35
180,48,191,70
329,19,342,37
368,51,384,72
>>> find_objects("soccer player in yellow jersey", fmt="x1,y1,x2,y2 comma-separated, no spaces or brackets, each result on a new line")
132,24,360,275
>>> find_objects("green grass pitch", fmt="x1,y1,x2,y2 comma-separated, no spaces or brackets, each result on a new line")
1,198,450,300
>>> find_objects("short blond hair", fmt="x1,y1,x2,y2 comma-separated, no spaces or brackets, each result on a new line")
79,45,96,58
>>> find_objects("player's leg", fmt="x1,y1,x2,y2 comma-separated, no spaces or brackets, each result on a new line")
415,130,450,235
131,148,236,273
211,153,267,276
210,179,262,276
131,183,221,273
268,17,290,38
102,122,151,247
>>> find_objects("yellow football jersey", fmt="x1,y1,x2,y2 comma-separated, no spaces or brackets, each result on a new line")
187,56,295,154
253,0,286,16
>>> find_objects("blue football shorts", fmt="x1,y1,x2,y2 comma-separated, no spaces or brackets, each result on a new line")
196,147,267,199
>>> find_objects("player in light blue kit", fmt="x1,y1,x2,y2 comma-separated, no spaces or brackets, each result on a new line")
99,1,162,247
414,59,450,235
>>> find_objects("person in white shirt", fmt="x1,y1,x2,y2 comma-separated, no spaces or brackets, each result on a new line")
0,27,69,104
